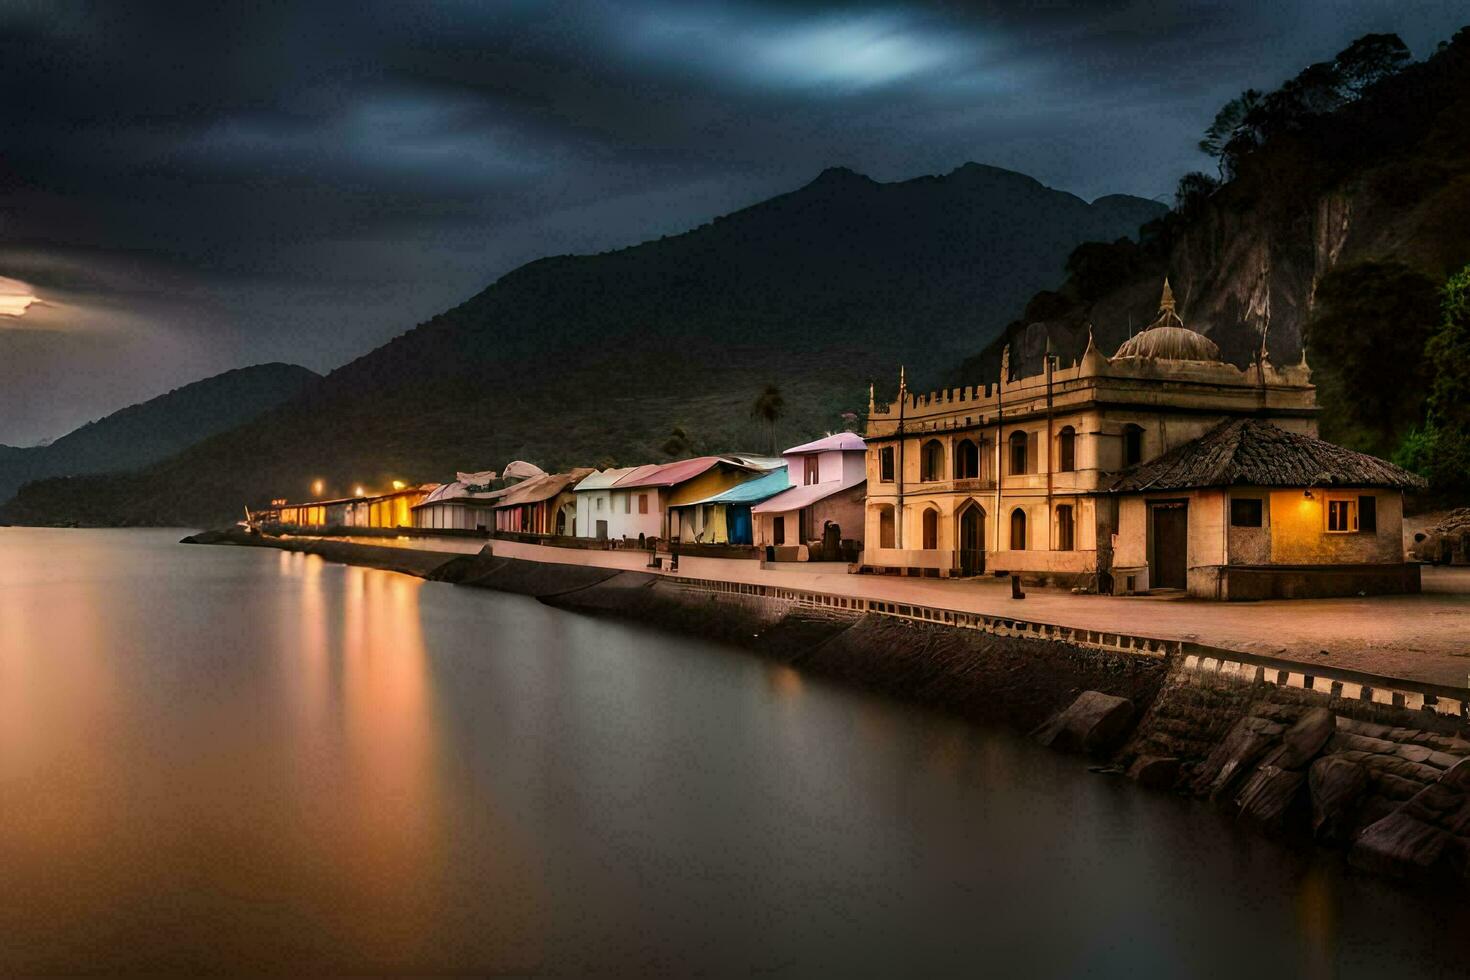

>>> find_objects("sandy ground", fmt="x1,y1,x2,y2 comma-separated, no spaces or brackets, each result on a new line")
478,538,1470,689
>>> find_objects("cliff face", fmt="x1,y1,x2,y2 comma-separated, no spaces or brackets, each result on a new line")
969,27,1470,382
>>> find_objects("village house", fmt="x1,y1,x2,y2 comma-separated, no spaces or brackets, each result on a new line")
861,280,1422,597
752,432,867,560
666,464,789,545
491,469,593,536
589,456,779,545
1109,418,1424,598
411,469,503,531
573,467,638,541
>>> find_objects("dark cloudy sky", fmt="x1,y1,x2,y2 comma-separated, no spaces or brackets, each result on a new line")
1,1,1463,445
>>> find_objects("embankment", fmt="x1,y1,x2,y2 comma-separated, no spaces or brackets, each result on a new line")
186,530,1470,888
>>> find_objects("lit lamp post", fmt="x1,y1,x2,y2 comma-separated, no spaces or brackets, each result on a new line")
312,479,325,498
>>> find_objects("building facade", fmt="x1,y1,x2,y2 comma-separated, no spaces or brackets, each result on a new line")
753,432,867,559
862,282,1319,585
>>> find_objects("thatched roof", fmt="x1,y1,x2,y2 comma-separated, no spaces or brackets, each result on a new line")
1109,419,1427,493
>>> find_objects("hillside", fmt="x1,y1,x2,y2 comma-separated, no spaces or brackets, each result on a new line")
2,163,1163,527
958,27,1470,468
0,363,320,506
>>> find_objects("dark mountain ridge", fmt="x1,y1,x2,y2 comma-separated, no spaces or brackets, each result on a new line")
2,162,1163,527
0,362,320,505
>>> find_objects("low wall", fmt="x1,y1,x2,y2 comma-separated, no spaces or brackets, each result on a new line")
1190,562,1423,600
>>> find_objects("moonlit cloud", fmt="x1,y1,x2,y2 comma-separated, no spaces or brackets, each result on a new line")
0,277,40,318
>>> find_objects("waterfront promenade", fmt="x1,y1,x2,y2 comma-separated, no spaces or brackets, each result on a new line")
282,532,1470,689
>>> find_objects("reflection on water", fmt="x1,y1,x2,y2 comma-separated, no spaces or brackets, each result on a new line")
0,528,1467,975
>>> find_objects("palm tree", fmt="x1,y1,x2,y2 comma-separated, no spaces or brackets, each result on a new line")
750,384,785,455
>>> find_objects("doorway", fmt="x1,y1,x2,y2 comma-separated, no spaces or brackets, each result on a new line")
1150,501,1188,590
958,504,985,575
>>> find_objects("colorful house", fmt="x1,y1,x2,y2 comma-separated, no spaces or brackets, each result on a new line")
603,456,778,544
411,470,506,531
345,485,435,529
666,464,790,545
1108,418,1425,599
492,469,593,536
752,433,867,559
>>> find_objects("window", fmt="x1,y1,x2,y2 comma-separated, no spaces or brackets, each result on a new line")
596,497,604,511
921,440,945,482
1327,498,1357,533
955,439,980,479
1123,425,1145,466
922,508,938,550
879,447,895,483
774,515,786,545
1056,504,1074,551
1010,508,1027,550
638,493,649,515
877,505,895,548
804,455,820,485
1230,498,1263,528
1058,426,1076,473
1359,494,1377,532
1009,431,1028,475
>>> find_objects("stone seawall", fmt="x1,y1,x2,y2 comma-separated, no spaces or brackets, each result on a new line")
186,529,1470,888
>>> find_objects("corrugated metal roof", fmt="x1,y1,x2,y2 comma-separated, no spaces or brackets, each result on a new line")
783,432,866,454
752,474,866,513
573,467,637,492
612,456,728,489
492,468,594,508
676,466,790,507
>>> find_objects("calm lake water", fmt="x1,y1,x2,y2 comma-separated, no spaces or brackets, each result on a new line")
1,527,1467,975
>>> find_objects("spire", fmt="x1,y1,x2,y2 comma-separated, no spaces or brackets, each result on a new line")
1159,276,1176,315
867,381,876,414
898,364,907,394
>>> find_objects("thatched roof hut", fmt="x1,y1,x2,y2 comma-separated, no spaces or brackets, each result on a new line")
1109,419,1426,493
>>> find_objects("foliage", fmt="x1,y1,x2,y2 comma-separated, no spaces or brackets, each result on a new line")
1304,262,1440,457
1399,265,1470,495
1173,172,1219,218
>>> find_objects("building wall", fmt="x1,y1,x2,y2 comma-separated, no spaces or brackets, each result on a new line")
608,487,663,542
1267,489,1402,564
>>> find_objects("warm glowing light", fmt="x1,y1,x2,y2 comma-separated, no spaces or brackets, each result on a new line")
392,480,406,490
1303,488,1314,499
312,479,325,497
354,486,366,497
0,276,39,317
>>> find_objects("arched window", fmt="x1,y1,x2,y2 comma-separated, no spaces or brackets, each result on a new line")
1056,504,1075,551
921,440,945,482
1123,424,1145,466
1058,426,1076,473
876,505,895,548
954,439,980,479
922,508,939,550
1010,508,1027,550
1009,431,1028,475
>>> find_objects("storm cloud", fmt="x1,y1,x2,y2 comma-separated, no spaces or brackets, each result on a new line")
1,0,1463,444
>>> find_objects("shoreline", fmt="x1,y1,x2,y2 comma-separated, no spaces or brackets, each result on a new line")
185,527,1470,889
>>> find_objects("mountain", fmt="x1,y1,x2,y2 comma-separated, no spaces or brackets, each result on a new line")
958,28,1470,468
0,363,320,507
2,163,1164,527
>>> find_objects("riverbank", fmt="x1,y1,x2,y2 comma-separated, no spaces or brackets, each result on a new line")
186,527,1470,889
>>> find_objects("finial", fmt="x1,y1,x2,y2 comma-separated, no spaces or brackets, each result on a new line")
898,365,907,392
1160,276,1176,314
867,381,876,413
1084,322,1096,353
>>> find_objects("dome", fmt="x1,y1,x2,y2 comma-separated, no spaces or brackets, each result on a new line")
1113,323,1221,361
1111,277,1222,362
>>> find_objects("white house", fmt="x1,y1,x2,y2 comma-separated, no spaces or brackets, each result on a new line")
573,467,636,540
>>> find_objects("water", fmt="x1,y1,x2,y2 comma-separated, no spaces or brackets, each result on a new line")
1,527,1466,975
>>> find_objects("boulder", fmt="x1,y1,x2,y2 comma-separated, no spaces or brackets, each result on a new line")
1236,757,1308,833
1127,755,1181,790
1276,707,1336,769
1349,758,1470,883
1308,755,1371,843
1191,715,1285,803
1034,692,1136,755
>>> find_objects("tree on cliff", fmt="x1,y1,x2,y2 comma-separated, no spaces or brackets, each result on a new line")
1397,264,1470,495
